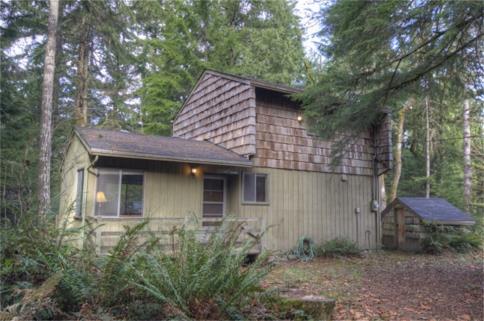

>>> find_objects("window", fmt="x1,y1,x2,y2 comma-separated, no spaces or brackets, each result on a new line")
242,173,267,203
203,177,225,217
95,170,143,217
120,174,143,216
75,169,84,218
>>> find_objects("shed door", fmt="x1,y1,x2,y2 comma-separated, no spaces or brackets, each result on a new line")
395,208,405,249
203,177,225,218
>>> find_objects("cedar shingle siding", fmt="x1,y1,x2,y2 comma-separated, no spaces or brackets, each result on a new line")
374,112,393,173
174,70,392,176
253,88,376,176
173,72,257,156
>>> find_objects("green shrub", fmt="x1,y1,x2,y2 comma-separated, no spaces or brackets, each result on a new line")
98,220,154,307
1,214,270,320
0,214,97,317
130,221,270,320
421,224,482,254
316,238,360,257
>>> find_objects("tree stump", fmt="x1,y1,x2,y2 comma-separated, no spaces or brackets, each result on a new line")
277,295,335,320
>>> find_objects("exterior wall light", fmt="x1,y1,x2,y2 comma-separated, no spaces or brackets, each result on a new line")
191,167,198,175
297,115,303,122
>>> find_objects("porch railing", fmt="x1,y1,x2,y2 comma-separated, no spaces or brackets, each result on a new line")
86,216,262,255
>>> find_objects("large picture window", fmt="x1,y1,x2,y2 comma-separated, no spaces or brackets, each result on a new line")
75,169,84,218
242,173,267,203
95,170,143,217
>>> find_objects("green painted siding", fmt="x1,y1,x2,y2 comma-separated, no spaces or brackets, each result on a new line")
59,136,380,253
230,168,378,251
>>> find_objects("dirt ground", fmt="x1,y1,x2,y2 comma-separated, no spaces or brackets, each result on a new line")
263,251,483,321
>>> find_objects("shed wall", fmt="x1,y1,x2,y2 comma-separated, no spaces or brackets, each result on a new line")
382,208,425,251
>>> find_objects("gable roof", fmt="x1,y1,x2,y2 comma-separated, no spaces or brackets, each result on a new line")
382,197,475,225
211,69,303,94
74,127,252,167
175,69,302,121
203,69,303,94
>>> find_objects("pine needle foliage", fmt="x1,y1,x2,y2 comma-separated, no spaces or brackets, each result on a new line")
299,0,483,143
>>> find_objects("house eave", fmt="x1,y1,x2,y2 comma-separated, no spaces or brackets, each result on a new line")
87,148,253,168
250,79,302,94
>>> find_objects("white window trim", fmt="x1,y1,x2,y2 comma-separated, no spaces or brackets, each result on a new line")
94,168,144,218
241,172,269,205
203,175,227,218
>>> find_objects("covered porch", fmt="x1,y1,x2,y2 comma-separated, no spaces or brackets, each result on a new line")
73,127,264,255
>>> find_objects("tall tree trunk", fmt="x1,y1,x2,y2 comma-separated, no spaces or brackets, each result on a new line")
390,108,407,201
425,96,431,198
38,0,59,216
74,13,91,126
463,99,472,211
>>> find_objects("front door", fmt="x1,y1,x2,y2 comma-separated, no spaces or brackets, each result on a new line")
203,176,225,218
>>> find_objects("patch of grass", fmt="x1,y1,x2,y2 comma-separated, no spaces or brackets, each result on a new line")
281,267,313,288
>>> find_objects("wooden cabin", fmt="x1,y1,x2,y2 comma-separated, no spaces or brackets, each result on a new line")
58,70,392,254
382,197,475,251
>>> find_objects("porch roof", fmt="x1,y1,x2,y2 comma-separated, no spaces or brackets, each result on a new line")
75,127,252,167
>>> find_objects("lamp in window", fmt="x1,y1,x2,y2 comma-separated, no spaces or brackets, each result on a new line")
96,191,107,214
96,191,107,203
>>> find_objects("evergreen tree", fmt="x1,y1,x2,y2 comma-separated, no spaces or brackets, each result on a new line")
300,0,482,138
38,0,59,216
136,0,305,135
302,0,483,213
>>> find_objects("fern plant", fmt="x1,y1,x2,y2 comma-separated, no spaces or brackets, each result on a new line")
130,220,269,319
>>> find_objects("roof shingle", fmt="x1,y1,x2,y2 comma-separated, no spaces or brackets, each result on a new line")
75,127,252,167
383,197,475,225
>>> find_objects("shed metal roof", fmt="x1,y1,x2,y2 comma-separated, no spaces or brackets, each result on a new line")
75,127,252,167
382,197,475,225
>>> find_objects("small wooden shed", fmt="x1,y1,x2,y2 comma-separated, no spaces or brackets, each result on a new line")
382,197,475,251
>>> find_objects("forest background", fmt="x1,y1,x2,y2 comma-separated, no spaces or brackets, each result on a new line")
1,0,482,219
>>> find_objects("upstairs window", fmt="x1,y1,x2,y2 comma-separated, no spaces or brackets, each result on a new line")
242,173,268,203
75,169,84,218
95,170,143,217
